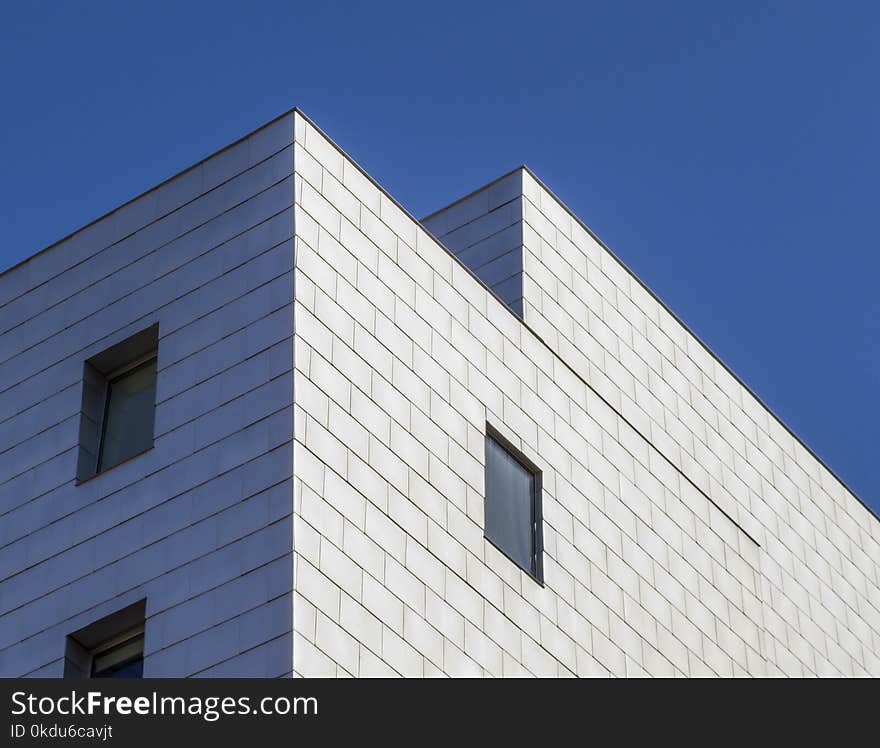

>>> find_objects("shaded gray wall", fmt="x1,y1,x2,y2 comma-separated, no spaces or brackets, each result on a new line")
0,114,295,677
421,171,524,316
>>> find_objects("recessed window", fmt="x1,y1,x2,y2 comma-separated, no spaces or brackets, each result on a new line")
90,626,145,678
484,428,542,581
97,357,157,473
64,600,146,679
77,324,158,480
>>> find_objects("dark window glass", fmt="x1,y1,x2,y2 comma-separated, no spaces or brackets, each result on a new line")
64,600,146,679
90,628,144,678
484,433,540,577
97,358,157,472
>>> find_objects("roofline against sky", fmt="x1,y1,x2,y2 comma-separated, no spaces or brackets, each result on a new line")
0,108,298,281
2,106,875,525
420,170,879,530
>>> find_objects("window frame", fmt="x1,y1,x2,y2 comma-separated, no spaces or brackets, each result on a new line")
89,623,145,678
483,424,544,584
94,350,158,475
63,599,146,679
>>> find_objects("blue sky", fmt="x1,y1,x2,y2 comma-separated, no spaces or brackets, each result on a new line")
1,1,877,512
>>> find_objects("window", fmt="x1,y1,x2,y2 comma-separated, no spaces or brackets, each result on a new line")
76,324,158,480
484,428,542,581
90,626,145,678
64,600,146,679
97,357,157,472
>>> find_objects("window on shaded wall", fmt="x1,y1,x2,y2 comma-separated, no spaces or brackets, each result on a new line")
97,357,157,471
64,600,146,678
76,324,159,481
484,427,543,581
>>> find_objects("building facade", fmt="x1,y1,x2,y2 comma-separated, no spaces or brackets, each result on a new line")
1,110,878,677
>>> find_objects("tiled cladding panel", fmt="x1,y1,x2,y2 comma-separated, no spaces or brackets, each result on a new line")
292,112,880,677
0,115,296,677
517,171,880,676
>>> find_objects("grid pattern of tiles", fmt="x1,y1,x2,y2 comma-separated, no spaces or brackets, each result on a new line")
518,170,880,675
291,113,877,677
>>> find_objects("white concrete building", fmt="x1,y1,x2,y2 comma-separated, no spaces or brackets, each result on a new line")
1,110,878,678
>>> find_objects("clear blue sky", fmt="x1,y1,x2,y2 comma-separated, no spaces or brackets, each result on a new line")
1,2,877,512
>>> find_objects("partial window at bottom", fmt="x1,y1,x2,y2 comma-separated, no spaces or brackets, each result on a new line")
90,625,144,678
64,600,146,679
